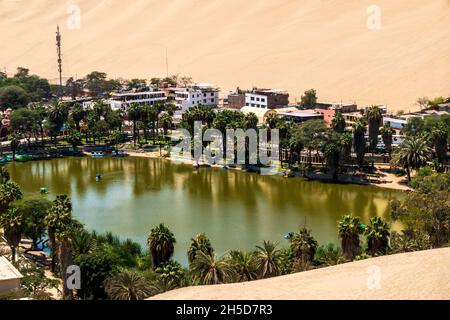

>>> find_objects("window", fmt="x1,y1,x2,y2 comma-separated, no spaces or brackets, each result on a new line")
203,99,207,103
203,93,206,97
211,99,214,103
251,97,255,101
261,98,265,102
256,97,260,101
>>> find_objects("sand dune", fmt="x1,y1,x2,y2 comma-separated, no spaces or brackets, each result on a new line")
1,0,450,111
151,248,450,300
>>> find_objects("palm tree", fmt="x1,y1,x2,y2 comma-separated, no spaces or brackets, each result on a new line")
380,123,395,157
0,181,22,212
187,233,214,264
254,240,281,278
0,165,10,184
430,122,448,171
0,208,24,262
70,103,86,133
45,194,78,299
8,134,20,160
189,251,234,285
331,112,346,133
160,113,173,136
393,135,432,181
155,260,186,288
47,102,69,144
338,214,364,261
147,223,176,268
289,227,318,265
352,118,367,168
365,216,390,256
104,271,153,300
127,104,141,145
366,106,383,154
227,250,257,282
324,141,340,182
314,244,345,266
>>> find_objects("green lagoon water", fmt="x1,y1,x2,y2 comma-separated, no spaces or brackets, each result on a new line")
8,157,402,264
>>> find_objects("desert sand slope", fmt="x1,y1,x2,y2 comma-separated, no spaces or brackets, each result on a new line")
150,248,450,300
1,0,450,111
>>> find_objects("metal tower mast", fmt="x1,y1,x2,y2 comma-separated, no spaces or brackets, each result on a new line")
56,25,63,98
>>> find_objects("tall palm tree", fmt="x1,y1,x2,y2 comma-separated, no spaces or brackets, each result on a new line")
331,112,346,133
380,123,395,157
352,118,367,168
45,194,78,299
227,250,257,282
324,141,341,182
0,181,22,213
0,208,24,262
366,106,383,153
430,122,448,171
338,215,364,261
147,223,176,268
365,216,390,256
0,165,10,184
127,103,141,145
104,271,153,300
394,135,432,181
160,113,173,136
70,103,86,133
189,251,234,285
187,233,214,264
47,102,69,144
254,240,281,278
289,227,318,265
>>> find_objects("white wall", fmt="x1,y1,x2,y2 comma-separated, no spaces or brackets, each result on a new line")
245,93,267,108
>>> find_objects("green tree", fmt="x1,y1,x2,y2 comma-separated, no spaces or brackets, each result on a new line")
127,104,141,145
331,112,346,133
104,271,153,300
429,121,448,171
187,233,214,265
12,197,51,250
300,89,317,108
366,106,383,153
314,244,345,266
47,102,69,144
254,240,281,278
7,133,21,161
393,135,432,181
0,181,23,212
338,214,364,261
0,85,29,110
45,194,79,298
227,250,257,282
365,216,390,255
10,108,39,147
380,123,395,156
289,227,318,265
67,129,82,150
155,260,186,288
147,223,176,268
0,207,24,262
352,118,367,168
70,103,86,132
190,251,233,285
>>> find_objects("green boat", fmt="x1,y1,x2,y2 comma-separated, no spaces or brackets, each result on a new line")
15,154,33,162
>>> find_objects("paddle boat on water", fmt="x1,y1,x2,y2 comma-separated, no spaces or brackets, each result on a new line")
15,154,33,162
95,173,102,181
111,150,128,158
40,187,48,194
91,151,104,158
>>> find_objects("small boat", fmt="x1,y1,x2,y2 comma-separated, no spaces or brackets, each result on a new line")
91,151,104,158
40,187,48,194
15,154,33,162
112,150,128,158
95,174,102,181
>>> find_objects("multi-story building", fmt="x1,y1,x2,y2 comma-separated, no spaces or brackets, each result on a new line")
175,84,219,111
108,90,167,112
244,88,289,109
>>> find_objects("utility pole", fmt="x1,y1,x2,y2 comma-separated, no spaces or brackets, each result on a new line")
56,25,63,99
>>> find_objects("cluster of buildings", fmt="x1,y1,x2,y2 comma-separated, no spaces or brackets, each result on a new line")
89,81,450,146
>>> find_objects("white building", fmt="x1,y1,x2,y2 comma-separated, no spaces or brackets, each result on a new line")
244,89,289,109
108,90,167,112
175,84,219,111
0,256,22,295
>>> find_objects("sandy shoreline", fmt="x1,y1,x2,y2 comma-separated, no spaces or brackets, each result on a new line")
151,248,450,300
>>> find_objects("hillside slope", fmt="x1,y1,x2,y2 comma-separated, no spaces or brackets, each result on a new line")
151,248,450,300
1,0,450,111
